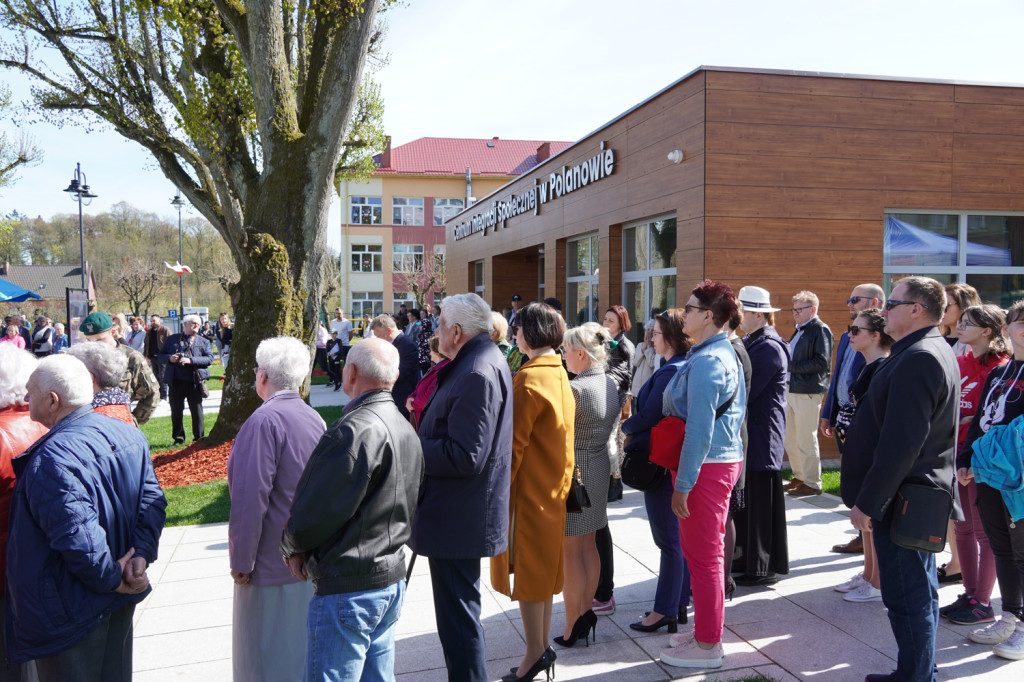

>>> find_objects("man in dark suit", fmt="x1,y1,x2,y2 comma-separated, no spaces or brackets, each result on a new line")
409,293,513,682
369,314,420,419
843,277,958,682
820,283,884,554
145,314,171,400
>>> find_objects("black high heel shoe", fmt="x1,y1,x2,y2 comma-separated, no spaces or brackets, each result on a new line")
502,648,556,682
678,606,688,625
725,577,736,601
553,610,597,647
629,612,678,633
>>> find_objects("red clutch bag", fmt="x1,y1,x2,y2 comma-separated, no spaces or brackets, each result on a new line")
649,416,686,470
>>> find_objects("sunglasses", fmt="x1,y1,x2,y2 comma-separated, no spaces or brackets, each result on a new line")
848,325,869,336
510,325,520,334
791,305,813,313
683,304,708,314
884,299,917,311
847,296,872,305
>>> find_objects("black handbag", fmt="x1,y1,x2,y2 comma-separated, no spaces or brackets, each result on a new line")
620,446,667,492
890,482,953,553
566,465,591,514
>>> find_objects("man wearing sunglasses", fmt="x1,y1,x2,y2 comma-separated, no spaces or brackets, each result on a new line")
843,277,958,682
785,291,833,496
820,283,885,553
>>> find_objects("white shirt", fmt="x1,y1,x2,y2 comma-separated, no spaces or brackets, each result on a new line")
330,318,353,346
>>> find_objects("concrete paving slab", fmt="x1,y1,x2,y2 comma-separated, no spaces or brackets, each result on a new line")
131,489,1024,680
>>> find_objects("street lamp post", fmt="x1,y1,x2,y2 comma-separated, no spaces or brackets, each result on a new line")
62,163,98,291
170,190,185,317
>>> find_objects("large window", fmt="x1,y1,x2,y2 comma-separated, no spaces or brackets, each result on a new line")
351,291,383,318
350,196,382,225
350,244,383,273
622,217,677,345
393,244,424,272
434,198,465,226
883,211,1024,307
567,234,599,326
392,197,424,226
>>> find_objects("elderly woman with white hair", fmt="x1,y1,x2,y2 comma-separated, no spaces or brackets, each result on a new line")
68,341,134,424
228,336,327,682
157,313,215,445
0,344,47,682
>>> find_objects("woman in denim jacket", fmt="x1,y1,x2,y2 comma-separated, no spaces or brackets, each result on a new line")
658,280,745,671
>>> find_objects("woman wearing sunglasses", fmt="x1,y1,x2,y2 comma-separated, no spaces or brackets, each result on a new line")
834,309,893,603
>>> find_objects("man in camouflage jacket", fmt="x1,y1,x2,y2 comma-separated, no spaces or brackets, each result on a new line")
79,312,161,424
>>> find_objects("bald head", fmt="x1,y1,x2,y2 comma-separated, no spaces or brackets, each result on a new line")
343,337,400,400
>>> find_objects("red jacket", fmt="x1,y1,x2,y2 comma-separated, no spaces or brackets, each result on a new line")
0,406,48,588
957,350,1010,447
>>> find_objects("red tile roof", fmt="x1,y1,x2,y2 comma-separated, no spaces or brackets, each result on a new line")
373,137,574,177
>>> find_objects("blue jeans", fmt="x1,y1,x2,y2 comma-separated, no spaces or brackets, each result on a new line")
873,510,938,682
304,581,404,682
645,474,691,615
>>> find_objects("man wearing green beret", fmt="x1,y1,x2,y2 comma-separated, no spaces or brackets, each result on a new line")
79,312,161,425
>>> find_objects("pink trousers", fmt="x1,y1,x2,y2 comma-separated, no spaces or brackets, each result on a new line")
954,480,997,604
674,461,741,644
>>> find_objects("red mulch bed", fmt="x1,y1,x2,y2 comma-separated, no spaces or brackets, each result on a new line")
152,440,234,488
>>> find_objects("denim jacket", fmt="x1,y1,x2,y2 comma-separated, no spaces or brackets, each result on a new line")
663,331,745,493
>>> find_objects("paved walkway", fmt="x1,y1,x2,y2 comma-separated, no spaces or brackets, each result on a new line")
134,485,1023,681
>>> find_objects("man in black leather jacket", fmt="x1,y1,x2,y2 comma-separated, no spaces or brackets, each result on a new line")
785,291,833,496
280,337,423,679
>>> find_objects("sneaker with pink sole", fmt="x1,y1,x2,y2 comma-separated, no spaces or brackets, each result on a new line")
591,597,615,616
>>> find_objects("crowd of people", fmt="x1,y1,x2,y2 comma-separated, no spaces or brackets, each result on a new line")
5,275,1024,681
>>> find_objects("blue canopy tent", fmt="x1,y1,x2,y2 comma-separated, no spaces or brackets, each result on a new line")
885,216,1012,267
0,277,42,302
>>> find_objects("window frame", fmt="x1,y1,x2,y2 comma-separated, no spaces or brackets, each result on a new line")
392,197,425,226
350,243,383,273
350,196,383,225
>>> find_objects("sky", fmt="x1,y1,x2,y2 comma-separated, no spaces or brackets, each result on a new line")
2,0,1024,254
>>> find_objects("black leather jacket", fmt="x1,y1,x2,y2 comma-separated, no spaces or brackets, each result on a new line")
788,317,833,394
280,390,423,596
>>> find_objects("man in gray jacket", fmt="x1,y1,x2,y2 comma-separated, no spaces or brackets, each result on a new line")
280,338,423,680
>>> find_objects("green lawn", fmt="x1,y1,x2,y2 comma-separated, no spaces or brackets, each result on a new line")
160,404,343,527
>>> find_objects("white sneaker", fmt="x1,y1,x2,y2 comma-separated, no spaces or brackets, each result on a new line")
834,573,866,593
842,582,882,602
969,613,1019,645
660,637,724,668
993,623,1024,660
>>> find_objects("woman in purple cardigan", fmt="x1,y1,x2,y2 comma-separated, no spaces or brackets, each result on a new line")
228,337,327,682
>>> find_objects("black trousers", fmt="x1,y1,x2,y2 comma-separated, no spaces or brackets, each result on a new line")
975,482,1024,618
169,379,204,443
735,470,790,576
34,603,134,682
428,557,487,682
595,524,614,602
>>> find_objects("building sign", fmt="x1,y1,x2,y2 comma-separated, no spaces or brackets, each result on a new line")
453,142,617,241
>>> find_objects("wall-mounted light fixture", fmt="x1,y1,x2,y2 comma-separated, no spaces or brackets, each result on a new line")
667,150,685,164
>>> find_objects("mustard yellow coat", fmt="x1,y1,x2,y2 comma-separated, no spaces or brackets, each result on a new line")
491,353,576,602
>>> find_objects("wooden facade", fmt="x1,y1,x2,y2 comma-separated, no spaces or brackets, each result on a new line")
447,67,1024,341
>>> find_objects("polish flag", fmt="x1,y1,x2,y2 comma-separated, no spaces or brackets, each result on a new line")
165,261,193,275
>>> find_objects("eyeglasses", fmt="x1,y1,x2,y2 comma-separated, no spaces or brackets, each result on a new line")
957,320,979,329
848,325,867,336
510,325,520,334
253,366,263,376
884,299,917,311
945,302,957,312
847,296,872,305
683,304,708,314
791,305,813,313
651,330,664,336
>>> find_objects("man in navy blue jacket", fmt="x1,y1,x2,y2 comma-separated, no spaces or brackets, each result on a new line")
158,314,214,444
410,293,513,682
7,355,165,680
369,314,421,419
819,283,883,553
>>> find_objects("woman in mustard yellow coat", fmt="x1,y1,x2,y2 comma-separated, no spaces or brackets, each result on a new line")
492,302,575,682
